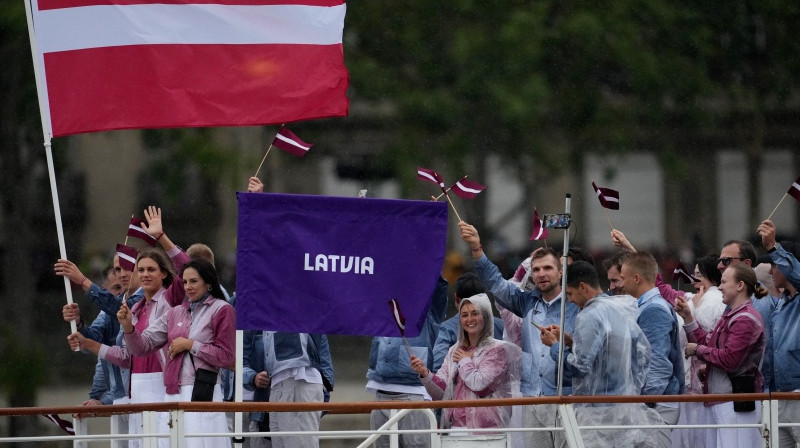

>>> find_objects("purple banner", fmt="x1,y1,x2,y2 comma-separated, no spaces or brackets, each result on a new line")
235,193,448,337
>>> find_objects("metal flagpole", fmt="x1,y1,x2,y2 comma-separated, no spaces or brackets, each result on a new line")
556,193,571,396
24,0,78,338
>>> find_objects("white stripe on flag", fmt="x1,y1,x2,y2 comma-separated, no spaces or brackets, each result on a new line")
34,3,346,53
605,197,619,204
793,182,800,191
418,171,438,184
275,133,311,151
118,252,136,265
455,181,482,194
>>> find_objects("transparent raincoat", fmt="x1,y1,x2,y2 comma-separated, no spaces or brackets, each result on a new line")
420,293,522,429
560,294,665,447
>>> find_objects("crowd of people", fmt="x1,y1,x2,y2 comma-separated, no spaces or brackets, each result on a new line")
56,181,800,448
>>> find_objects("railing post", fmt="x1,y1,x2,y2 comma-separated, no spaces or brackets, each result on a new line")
557,404,584,448
766,399,780,448
73,416,88,448
170,409,185,448
389,409,399,448
142,410,158,448
110,413,125,448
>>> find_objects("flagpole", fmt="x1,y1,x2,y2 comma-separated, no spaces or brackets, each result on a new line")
124,214,134,246
253,145,273,178
556,193,571,397
602,208,614,231
766,193,788,221
444,193,463,222
25,0,78,340
434,175,467,200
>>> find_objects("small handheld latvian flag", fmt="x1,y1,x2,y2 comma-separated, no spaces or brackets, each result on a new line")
417,167,446,192
672,262,698,283
273,126,313,157
788,176,800,202
450,177,486,199
44,414,75,435
116,244,139,272
127,217,156,246
388,299,406,337
592,181,620,210
529,208,549,241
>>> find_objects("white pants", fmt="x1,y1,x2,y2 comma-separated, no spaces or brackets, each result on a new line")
708,401,761,448
370,391,431,448
269,378,323,448
162,384,231,448
779,400,800,448
522,403,560,448
129,372,166,448
112,396,131,448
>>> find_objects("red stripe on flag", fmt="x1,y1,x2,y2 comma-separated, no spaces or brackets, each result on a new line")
38,0,343,10
44,43,348,136
787,176,800,202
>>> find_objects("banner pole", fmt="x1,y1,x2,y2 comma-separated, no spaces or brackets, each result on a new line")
556,193,571,397
25,0,78,339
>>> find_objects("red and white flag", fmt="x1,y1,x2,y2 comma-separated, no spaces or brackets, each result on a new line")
388,298,406,337
450,177,486,199
672,262,698,284
272,126,313,157
417,167,445,191
116,244,139,272
788,176,800,202
127,217,156,247
529,208,549,241
591,181,620,210
29,0,349,137
43,414,75,435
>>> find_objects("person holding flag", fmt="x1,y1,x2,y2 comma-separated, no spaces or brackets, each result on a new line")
365,275,448,448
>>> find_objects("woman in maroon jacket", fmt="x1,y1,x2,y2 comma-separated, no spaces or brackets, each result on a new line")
678,263,765,448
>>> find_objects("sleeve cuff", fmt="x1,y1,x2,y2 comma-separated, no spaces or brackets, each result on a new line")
683,320,700,332
166,246,182,258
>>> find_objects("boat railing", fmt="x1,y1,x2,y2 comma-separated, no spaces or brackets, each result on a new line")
1,392,798,447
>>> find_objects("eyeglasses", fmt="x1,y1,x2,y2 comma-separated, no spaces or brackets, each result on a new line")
718,257,744,267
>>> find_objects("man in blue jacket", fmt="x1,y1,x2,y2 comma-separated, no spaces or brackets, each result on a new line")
365,275,448,448
243,331,334,448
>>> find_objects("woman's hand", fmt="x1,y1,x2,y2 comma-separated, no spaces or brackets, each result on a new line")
452,347,474,364
410,354,429,377
168,337,192,359
117,301,134,334
674,297,694,324
685,342,698,359
142,206,163,238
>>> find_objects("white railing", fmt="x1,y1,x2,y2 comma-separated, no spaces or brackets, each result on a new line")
1,393,798,447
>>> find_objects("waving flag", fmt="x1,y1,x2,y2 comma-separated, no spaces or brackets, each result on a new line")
43,414,75,435
417,167,446,192
272,126,313,156
127,218,156,246
529,208,549,241
788,176,800,202
592,181,620,210
116,244,139,272
450,177,486,199
28,0,349,136
672,262,698,284
388,299,406,337
236,193,447,337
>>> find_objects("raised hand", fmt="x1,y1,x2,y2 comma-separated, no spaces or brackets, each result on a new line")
117,300,134,333
610,229,636,252
674,297,694,323
54,258,88,286
757,220,777,251
142,206,163,238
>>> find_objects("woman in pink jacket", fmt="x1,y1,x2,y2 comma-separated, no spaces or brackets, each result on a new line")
411,293,521,432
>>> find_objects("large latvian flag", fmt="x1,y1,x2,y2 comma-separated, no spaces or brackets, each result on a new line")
29,0,349,137
236,193,448,337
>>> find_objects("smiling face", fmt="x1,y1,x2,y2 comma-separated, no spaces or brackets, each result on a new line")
531,254,562,298
182,267,209,302
718,268,743,305
459,302,484,346
136,257,167,296
607,265,624,295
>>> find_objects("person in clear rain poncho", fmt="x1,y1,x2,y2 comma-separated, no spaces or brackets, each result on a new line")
411,293,522,431
540,261,664,448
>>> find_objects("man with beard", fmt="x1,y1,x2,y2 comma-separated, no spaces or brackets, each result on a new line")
459,221,578,448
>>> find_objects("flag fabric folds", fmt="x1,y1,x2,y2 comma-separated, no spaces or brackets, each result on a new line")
272,126,313,157
388,299,406,337
450,177,486,199
788,176,800,202
116,244,139,272
43,414,75,435
29,0,349,136
529,208,549,241
672,262,698,283
127,217,156,246
236,193,448,337
592,181,620,210
417,167,446,191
